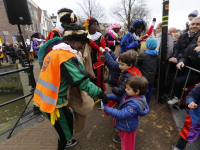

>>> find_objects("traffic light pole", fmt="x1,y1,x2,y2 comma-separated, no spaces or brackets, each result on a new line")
157,0,169,104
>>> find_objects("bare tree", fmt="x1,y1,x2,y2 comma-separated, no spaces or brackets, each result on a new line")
77,15,85,25
112,0,150,28
76,0,106,22
130,0,151,24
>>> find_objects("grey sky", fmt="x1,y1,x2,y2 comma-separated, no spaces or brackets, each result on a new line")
33,0,199,30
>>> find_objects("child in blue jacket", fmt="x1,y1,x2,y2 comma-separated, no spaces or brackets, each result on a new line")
172,83,200,150
102,75,149,150
101,47,121,87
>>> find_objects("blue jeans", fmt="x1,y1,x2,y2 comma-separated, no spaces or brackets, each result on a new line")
145,83,154,104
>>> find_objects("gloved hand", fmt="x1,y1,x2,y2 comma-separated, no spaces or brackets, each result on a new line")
153,18,156,22
97,91,109,104
115,41,120,45
142,34,149,42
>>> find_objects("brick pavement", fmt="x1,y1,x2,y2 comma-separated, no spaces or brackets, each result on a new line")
0,60,180,150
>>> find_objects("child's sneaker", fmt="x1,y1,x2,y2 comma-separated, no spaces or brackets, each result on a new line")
113,142,121,150
167,97,179,105
113,135,121,143
171,146,182,150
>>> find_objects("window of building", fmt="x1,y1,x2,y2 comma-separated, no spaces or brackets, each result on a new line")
15,35,21,43
35,23,40,32
26,35,30,40
43,20,45,27
33,10,38,20
29,25,32,31
31,20,35,31
24,25,28,30
28,3,32,14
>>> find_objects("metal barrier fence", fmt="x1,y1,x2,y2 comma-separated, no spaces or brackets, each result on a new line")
0,60,40,139
164,63,200,112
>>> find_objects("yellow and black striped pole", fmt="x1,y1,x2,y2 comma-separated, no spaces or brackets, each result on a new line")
158,0,169,104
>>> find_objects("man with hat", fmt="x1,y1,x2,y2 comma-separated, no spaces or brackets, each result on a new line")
45,8,78,41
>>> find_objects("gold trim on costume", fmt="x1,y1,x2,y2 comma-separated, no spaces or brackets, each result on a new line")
58,12,76,22
64,30,91,40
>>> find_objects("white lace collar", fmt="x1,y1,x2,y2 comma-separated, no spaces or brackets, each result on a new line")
90,32,102,41
52,43,80,61
132,33,141,41
34,38,43,41
109,29,118,38
55,23,64,35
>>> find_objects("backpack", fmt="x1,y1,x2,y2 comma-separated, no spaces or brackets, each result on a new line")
26,42,31,52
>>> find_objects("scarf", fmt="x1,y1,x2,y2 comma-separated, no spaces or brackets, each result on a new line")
133,33,141,41
145,49,158,56
109,29,118,38
52,43,80,61
155,32,162,52
34,38,43,42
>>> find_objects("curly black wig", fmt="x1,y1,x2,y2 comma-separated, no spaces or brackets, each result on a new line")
64,23,89,43
57,8,77,23
129,21,147,33
31,32,41,39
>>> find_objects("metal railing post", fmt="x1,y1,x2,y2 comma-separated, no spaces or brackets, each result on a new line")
7,94,34,139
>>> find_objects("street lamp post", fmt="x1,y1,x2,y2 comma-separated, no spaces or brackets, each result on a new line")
51,14,57,27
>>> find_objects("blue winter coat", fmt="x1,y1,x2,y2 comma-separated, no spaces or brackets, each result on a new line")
112,67,142,97
120,32,139,53
104,94,149,132
186,84,200,125
112,70,132,97
103,50,121,86
171,30,200,61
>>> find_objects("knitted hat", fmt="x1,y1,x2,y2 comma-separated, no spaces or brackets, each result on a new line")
188,10,198,17
145,38,158,50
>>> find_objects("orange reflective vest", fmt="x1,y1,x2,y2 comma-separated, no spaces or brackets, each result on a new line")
33,49,76,113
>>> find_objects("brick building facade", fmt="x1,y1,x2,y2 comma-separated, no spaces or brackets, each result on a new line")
0,0,53,44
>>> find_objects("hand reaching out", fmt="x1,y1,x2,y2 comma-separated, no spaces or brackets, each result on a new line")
105,47,109,51
188,102,198,109
99,47,104,52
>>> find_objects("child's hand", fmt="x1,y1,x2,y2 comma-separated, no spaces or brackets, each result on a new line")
188,102,198,109
184,88,189,92
99,47,104,51
105,47,109,51
101,107,104,111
